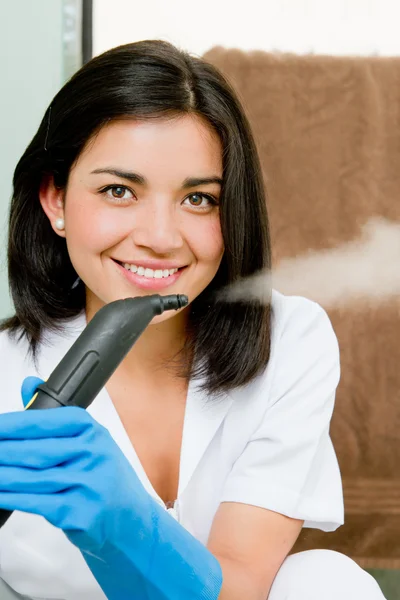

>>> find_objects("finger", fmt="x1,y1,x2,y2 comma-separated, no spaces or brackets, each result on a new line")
21,376,45,408
0,406,93,440
0,464,80,494
0,436,91,469
0,491,78,531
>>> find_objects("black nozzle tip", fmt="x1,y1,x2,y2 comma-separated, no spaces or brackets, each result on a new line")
176,294,189,308
160,294,189,311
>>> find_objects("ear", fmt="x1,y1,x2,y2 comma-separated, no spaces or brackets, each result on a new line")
39,175,66,238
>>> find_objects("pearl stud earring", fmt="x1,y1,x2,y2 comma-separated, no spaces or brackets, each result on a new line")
55,217,65,231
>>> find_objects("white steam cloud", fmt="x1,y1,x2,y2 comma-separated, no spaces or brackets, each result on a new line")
219,217,400,308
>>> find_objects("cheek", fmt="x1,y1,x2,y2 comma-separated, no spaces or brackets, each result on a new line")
65,200,129,252
188,215,224,264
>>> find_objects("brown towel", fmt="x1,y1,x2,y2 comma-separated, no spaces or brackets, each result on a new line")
204,47,400,569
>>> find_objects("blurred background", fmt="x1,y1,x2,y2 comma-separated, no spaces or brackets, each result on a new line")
2,1,400,598
3,0,400,316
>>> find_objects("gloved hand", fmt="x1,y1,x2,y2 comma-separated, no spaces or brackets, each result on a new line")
0,378,223,600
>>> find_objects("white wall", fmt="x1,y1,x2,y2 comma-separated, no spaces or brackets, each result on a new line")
93,0,400,57
0,0,67,317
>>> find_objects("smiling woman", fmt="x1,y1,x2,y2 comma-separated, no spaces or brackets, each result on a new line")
0,40,385,600
5,40,271,396
39,116,225,317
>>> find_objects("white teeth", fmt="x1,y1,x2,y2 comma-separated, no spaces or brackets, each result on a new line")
122,263,179,278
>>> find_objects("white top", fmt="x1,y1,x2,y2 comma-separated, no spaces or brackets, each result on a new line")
0,290,344,600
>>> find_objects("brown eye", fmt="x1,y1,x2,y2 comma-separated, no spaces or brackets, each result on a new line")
111,186,127,198
101,185,134,203
184,193,217,209
189,193,204,206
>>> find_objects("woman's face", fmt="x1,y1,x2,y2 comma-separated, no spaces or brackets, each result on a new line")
40,115,224,324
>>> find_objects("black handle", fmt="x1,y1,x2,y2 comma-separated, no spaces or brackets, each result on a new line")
0,294,188,528
0,509,12,528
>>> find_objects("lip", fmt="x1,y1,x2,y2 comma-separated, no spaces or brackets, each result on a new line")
113,259,186,291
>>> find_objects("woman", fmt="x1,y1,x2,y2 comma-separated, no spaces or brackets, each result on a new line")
0,40,385,599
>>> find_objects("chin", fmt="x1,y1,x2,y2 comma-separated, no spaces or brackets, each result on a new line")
151,304,190,325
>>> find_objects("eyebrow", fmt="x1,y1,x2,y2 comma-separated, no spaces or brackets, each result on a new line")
90,168,222,189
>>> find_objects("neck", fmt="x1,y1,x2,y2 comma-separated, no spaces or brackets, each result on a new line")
125,310,190,374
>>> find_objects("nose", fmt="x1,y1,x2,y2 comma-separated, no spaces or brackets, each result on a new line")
131,200,184,254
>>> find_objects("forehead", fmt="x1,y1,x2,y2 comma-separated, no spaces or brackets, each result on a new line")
73,115,223,179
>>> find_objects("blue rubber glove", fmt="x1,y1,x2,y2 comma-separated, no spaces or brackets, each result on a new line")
0,378,223,600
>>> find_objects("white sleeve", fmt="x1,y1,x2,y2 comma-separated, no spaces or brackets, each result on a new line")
221,298,344,532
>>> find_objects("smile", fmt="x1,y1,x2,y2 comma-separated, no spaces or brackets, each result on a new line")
113,259,186,290
122,263,179,279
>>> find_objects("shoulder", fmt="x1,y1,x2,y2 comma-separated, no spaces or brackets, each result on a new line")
229,291,340,411
0,314,85,413
268,288,340,392
269,289,339,369
0,313,85,368
269,289,340,381
0,327,30,362
270,289,338,348
0,328,32,413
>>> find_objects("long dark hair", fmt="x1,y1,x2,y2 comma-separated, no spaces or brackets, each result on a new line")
2,40,272,396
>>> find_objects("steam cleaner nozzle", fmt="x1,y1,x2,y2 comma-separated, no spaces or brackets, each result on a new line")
30,293,189,411
0,293,189,528
160,294,188,311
